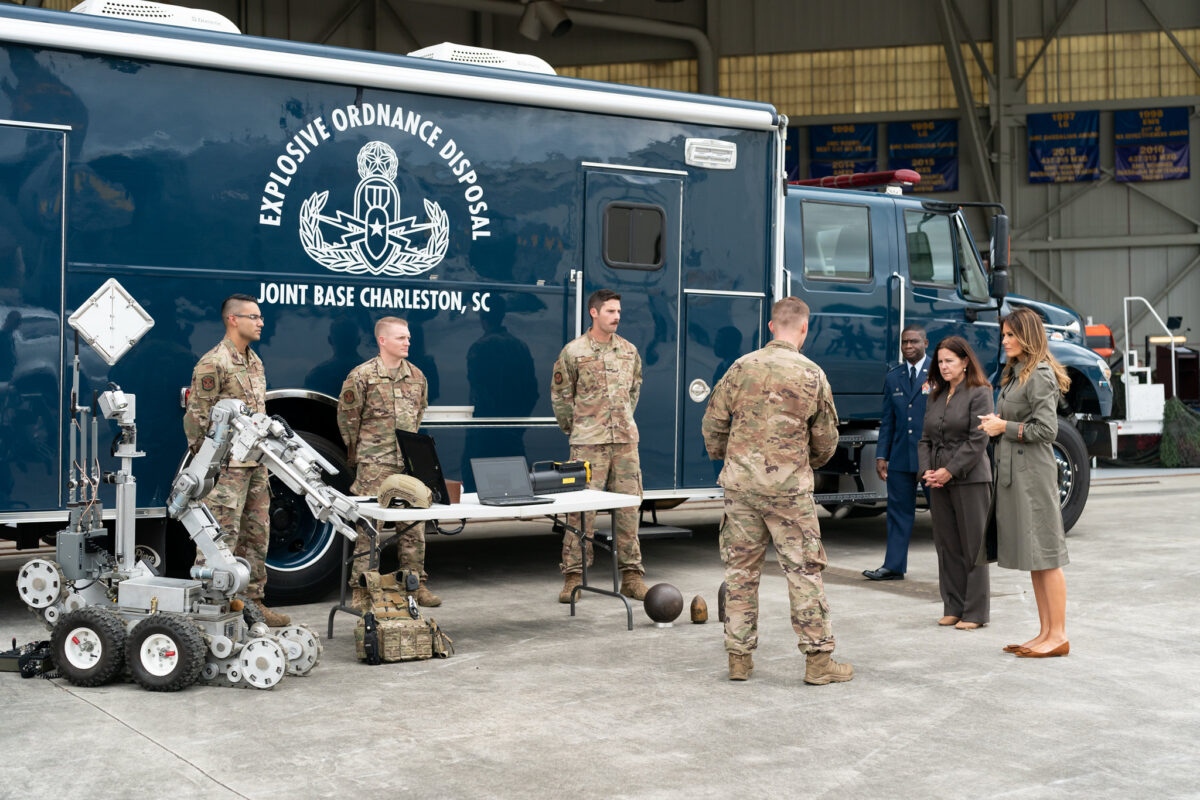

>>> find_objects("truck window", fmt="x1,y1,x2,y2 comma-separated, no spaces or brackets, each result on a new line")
904,211,955,287
954,215,990,303
604,202,665,270
801,201,871,281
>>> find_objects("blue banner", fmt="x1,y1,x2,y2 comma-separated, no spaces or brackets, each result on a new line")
889,156,958,193
1114,107,1189,182
810,124,876,160
785,127,800,181
888,120,958,192
808,159,877,180
887,120,958,157
1028,111,1100,183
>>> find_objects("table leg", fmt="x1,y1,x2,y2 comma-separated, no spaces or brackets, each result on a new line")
559,510,633,631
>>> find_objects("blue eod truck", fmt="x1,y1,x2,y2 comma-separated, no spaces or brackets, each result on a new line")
0,4,1110,602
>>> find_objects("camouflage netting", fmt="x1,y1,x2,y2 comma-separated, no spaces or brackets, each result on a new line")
1160,396,1200,468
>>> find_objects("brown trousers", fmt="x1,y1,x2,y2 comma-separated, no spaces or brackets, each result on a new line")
928,482,991,624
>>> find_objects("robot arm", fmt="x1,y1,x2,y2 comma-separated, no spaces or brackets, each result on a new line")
167,399,372,597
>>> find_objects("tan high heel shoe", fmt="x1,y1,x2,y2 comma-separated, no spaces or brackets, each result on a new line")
937,616,960,626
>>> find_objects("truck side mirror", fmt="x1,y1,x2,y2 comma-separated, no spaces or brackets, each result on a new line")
990,214,1010,272
989,214,1010,300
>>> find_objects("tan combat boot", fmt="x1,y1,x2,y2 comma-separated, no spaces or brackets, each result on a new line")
415,581,442,607
255,601,291,627
728,653,754,681
804,651,854,685
558,573,583,603
619,570,649,601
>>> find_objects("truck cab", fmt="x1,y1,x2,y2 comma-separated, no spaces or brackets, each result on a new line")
783,171,1112,531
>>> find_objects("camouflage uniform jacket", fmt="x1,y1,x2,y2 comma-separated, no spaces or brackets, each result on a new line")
184,337,266,467
551,331,641,445
701,339,839,496
337,356,428,471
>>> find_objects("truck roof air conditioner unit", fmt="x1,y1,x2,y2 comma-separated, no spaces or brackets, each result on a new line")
408,43,556,76
70,0,240,34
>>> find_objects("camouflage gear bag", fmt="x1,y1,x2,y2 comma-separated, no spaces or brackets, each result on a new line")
353,570,453,663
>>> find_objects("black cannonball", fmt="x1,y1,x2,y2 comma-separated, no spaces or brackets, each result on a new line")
643,582,684,623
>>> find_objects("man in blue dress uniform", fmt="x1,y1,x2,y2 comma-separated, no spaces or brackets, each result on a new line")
864,325,929,581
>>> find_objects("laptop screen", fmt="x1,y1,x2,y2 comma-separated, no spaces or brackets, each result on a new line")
471,456,535,499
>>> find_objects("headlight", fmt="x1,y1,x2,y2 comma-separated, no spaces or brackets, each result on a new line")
1095,356,1111,381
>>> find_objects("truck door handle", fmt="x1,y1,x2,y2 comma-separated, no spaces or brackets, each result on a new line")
688,379,711,403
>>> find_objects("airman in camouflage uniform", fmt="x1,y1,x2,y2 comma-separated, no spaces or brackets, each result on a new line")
702,297,852,684
184,294,290,627
550,289,649,603
337,316,440,607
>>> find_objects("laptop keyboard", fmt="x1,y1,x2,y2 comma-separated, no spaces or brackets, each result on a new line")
480,495,553,506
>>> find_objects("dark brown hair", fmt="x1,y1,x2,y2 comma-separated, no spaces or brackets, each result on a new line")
587,289,621,312
928,335,991,400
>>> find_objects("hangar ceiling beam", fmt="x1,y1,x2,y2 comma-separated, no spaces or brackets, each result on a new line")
316,0,365,45
407,0,716,94
935,0,997,203
1015,0,1082,91
1013,233,1200,251
381,0,421,52
1138,0,1200,83
949,0,994,90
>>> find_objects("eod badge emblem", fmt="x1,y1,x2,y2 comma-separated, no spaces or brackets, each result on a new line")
257,103,492,278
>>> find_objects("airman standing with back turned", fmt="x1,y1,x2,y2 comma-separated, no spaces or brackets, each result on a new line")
337,316,439,606
551,289,649,603
184,293,291,627
702,297,850,684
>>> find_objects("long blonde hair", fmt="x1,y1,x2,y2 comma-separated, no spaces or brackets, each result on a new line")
1000,307,1070,393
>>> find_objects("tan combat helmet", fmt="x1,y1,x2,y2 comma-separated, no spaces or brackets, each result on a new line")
377,474,432,509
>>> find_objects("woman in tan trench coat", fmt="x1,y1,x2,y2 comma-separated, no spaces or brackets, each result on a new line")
978,307,1071,658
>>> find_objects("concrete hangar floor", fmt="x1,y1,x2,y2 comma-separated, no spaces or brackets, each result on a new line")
0,466,1196,799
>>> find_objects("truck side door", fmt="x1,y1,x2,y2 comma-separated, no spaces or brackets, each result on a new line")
785,192,895,420
901,209,998,370
0,122,66,515
580,167,683,489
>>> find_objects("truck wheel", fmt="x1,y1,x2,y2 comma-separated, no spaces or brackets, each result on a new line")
51,607,127,687
1054,418,1090,533
264,432,350,605
126,614,206,692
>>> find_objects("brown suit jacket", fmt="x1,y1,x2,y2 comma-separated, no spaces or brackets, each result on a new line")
918,383,994,484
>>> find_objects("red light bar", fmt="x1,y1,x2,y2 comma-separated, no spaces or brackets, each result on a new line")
790,169,921,189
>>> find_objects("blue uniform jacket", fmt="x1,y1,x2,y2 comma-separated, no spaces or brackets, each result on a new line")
877,360,930,474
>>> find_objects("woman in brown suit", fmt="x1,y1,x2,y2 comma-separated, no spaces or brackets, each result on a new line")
918,336,993,630
978,307,1071,658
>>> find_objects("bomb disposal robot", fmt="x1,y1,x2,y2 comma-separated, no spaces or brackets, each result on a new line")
16,284,370,690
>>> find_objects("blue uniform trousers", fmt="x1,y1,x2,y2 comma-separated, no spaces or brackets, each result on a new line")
882,469,921,574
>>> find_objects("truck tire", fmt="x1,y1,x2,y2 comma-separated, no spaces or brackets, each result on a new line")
126,614,206,692
52,607,127,687
1054,418,1090,533
264,432,351,605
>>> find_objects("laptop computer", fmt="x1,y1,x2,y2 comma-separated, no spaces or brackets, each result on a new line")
471,456,554,507
395,430,452,505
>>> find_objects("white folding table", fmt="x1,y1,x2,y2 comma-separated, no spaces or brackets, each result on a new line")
328,489,644,634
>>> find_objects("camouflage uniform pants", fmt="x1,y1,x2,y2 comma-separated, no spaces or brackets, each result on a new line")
720,489,835,655
201,464,270,601
349,462,428,586
560,442,643,575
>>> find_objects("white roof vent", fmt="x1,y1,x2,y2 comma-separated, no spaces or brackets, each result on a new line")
408,43,555,76
70,0,240,34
